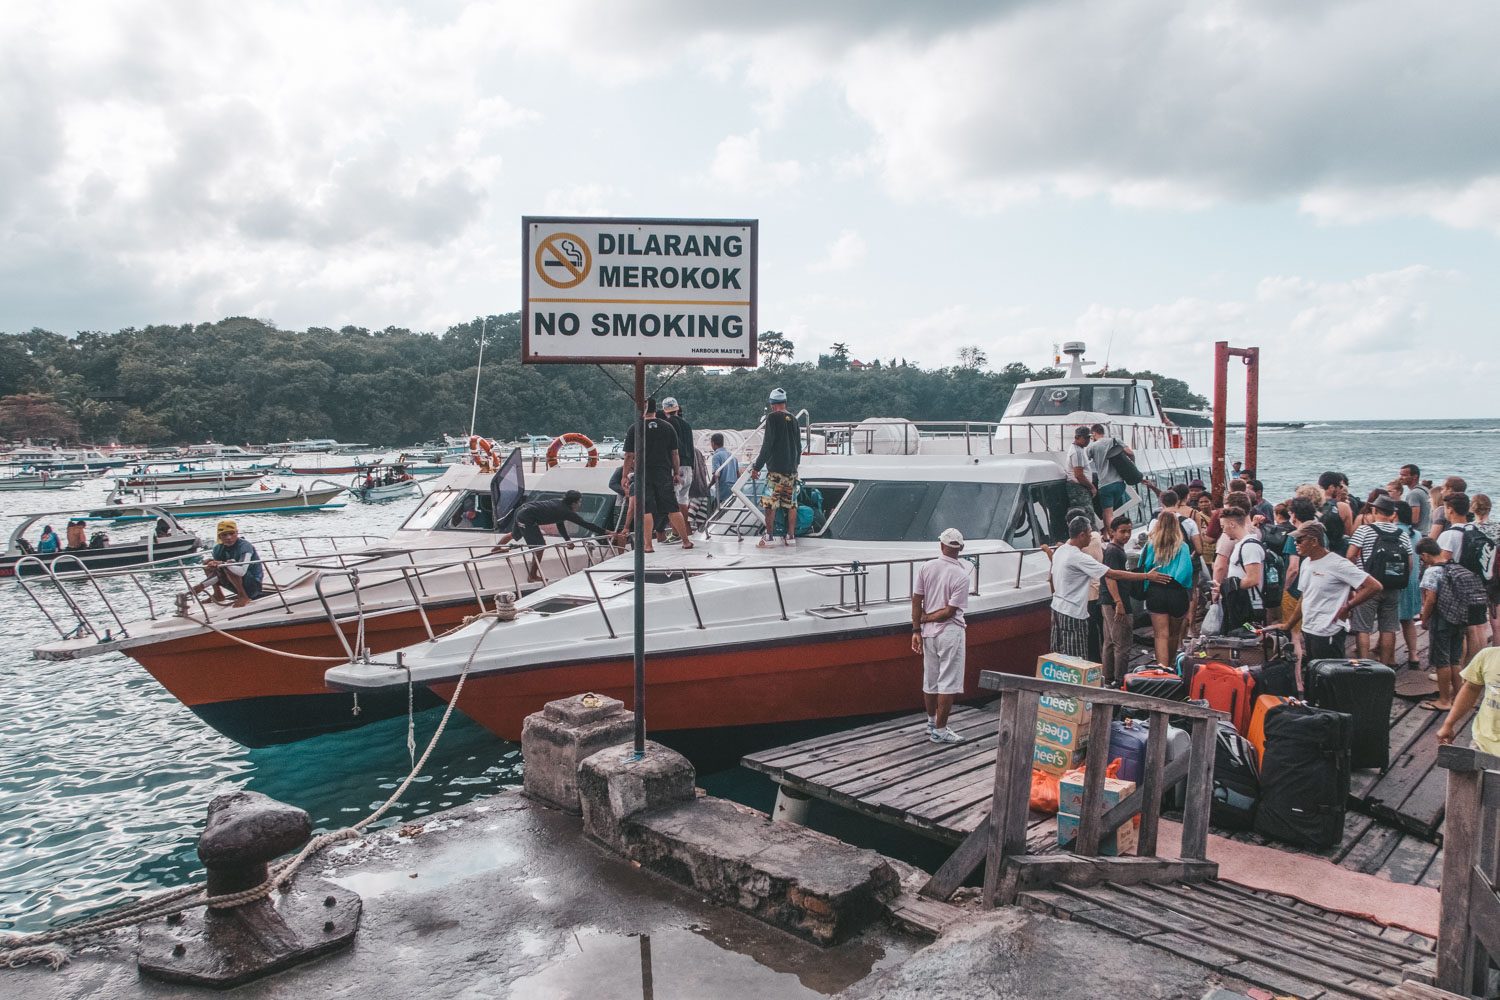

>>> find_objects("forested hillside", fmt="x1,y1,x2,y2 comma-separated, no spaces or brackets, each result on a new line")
0,316,1208,445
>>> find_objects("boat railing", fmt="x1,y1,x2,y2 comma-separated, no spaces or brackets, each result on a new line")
578,545,1047,640
809,419,1210,456
20,534,625,654
307,536,626,662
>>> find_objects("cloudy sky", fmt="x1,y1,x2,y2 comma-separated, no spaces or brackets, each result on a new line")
4,1,1498,418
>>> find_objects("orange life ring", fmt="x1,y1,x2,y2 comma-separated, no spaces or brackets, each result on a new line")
546,432,598,468
468,435,501,472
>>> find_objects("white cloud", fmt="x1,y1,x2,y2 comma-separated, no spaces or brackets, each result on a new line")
706,129,803,194
809,230,867,272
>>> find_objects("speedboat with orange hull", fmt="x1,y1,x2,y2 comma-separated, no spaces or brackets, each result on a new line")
327,357,1214,740
27,451,623,746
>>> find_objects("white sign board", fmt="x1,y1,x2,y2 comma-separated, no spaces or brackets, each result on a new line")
522,216,758,365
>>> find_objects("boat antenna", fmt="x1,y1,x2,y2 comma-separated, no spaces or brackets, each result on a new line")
468,316,487,438
1102,323,1116,375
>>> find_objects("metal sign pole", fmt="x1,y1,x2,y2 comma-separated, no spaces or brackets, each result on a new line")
632,361,647,757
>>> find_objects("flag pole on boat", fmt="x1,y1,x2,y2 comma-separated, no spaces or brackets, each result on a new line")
468,317,487,438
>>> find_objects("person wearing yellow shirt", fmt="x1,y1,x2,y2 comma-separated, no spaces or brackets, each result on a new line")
1437,646,1500,755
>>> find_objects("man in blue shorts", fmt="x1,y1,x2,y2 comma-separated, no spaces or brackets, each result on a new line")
1088,423,1134,528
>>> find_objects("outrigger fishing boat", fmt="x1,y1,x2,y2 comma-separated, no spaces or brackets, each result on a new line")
0,470,101,491
28,446,623,745
0,507,201,578
326,344,1214,740
91,481,347,521
350,462,419,502
117,465,265,491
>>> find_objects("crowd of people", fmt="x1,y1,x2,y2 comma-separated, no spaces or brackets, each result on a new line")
1043,448,1500,756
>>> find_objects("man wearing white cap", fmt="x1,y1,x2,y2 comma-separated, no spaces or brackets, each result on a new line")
660,397,695,529
749,387,801,547
912,528,971,743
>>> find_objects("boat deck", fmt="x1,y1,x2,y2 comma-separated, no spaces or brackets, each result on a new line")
742,689,1471,887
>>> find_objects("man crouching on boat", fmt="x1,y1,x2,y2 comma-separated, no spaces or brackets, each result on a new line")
191,519,264,608
913,528,971,745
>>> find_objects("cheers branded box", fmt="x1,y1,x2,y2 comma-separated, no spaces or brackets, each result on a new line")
1033,739,1087,776
1036,653,1104,689
1035,713,1088,751
1056,811,1141,857
1058,772,1137,819
1037,689,1090,725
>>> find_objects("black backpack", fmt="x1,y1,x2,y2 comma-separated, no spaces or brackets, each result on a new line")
1364,524,1411,590
1457,523,1498,584
1260,522,1290,558
1319,501,1346,553
1235,536,1284,608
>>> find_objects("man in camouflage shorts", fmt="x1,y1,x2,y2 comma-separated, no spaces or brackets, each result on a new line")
750,387,802,547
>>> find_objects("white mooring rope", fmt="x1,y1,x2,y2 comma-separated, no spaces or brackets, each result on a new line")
0,612,507,970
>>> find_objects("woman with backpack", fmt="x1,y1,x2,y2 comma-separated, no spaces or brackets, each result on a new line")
1138,511,1197,669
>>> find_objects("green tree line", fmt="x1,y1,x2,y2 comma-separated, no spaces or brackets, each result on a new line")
0,316,1207,445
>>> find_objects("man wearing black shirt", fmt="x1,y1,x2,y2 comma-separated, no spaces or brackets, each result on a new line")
497,489,608,581
622,398,694,552
1099,515,1132,685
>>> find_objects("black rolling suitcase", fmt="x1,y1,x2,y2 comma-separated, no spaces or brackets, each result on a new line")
1306,658,1395,770
1211,720,1260,830
1254,703,1352,848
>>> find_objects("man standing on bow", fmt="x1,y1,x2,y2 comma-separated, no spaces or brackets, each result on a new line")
749,387,801,547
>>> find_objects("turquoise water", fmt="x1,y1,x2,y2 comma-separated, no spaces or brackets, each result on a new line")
3,418,1499,932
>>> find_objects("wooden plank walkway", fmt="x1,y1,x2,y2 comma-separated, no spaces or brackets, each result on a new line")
743,688,1472,887
742,704,1058,851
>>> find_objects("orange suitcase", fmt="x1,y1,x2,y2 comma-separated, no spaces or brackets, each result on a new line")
1248,694,1293,760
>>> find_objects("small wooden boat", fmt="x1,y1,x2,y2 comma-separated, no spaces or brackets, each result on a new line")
91,482,347,521
116,466,265,490
0,508,201,578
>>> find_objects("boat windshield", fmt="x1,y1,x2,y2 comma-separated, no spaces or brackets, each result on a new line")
402,490,460,531
1004,382,1154,419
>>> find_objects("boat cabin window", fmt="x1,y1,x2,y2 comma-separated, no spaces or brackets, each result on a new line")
1091,385,1129,417
402,490,460,531
826,481,1022,542
1008,383,1143,418
1009,480,1072,546
442,492,495,531
1002,388,1036,418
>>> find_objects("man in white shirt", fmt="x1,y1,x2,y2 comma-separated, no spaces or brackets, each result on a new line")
1293,523,1382,666
912,528,972,744
1436,493,1470,564
1215,508,1265,630
1042,516,1167,662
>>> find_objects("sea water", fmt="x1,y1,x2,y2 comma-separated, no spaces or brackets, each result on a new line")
3,418,1498,932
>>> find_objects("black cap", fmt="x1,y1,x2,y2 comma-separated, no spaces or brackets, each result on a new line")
1073,426,1090,439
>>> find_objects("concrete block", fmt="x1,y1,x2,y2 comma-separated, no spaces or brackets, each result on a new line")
627,798,898,944
521,693,635,813
577,741,694,850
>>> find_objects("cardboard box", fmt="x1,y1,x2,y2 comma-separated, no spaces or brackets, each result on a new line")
1057,773,1137,819
1035,713,1088,751
1037,689,1090,725
1056,811,1141,857
1036,654,1104,689
1033,739,1087,776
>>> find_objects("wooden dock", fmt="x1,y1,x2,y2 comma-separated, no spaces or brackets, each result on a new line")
743,704,1058,851
742,689,1472,888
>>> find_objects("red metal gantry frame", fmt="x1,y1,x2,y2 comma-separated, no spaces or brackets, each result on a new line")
1211,342,1259,504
